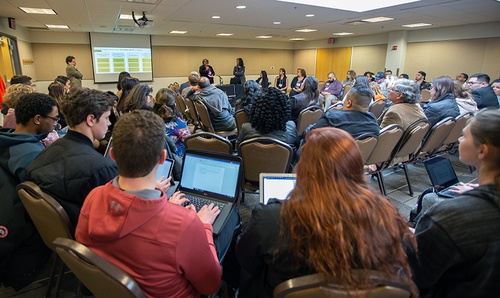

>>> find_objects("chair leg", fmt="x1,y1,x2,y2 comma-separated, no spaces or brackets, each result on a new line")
374,171,387,196
45,254,59,298
53,259,65,298
402,163,413,196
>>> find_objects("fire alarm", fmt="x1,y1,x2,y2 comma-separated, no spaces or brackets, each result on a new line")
392,45,398,50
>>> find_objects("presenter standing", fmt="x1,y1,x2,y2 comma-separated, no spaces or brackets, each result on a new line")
233,57,246,84
65,55,83,94
199,58,215,84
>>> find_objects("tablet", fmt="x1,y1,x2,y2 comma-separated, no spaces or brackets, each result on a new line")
259,173,296,204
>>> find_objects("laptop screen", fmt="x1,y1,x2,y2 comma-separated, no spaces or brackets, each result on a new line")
260,173,296,204
180,151,241,199
424,157,459,189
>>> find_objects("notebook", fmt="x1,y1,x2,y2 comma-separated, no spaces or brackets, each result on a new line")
259,173,296,204
423,156,460,198
178,149,242,235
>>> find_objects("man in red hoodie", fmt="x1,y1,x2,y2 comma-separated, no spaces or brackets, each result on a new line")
76,110,222,297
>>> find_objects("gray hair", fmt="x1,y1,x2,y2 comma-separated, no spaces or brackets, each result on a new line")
393,79,420,104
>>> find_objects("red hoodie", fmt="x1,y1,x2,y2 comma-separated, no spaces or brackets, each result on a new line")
75,181,222,297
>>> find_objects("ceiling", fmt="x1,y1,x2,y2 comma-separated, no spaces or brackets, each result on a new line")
1,0,500,42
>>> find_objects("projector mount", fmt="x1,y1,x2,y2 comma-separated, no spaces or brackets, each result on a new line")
132,11,153,28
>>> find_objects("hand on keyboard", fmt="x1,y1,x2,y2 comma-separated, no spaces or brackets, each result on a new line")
197,203,221,225
168,191,189,206
449,182,478,194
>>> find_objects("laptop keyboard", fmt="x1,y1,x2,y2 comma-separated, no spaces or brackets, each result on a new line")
184,195,227,211
438,188,457,197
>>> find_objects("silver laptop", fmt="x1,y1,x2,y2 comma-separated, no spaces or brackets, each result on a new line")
259,173,296,204
178,149,242,235
423,156,460,198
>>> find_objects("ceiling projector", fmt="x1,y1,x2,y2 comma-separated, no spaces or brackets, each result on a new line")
132,11,153,28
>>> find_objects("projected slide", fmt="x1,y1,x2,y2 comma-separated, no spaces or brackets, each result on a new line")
94,47,151,74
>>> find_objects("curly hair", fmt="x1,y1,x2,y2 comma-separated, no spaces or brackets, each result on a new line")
280,127,417,295
250,87,291,134
60,88,115,127
123,83,153,112
4,84,35,108
15,93,58,126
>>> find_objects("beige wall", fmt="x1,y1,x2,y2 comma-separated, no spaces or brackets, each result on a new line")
32,43,92,81
292,49,316,78
351,45,387,75
404,38,500,81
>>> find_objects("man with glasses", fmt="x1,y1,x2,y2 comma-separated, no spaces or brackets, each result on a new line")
26,88,118,226
0,93,58,290
467,73,499,109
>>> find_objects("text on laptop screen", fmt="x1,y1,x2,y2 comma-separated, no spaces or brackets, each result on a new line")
180,154,240,198
262,176,296,204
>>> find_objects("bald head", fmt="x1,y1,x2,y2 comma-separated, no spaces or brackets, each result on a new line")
199,76,211,89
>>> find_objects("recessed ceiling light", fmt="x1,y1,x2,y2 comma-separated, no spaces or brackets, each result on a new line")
256,35,273,39
45,24,69,29
170,30,187,34
273,21,281,25
19,7,56,14
332,32,353,36
275,0,420,13
402,23,432,28
216,33,233,36
290,38,305,41
119,14,133,20
361,16,394,23
306,14,315,17
295,29,317,33
212,16,221,19
236,5,246,9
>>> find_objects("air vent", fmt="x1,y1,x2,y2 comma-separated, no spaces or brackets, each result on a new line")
114,26,135,32
343,21,366,26
26,26,50,30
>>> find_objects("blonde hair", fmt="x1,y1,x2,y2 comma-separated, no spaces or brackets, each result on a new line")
4,84,35,108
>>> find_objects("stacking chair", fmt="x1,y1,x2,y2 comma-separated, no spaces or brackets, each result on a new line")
52,238,146,298
237,137,293,202
441,112,474,151
184,132,233,154
415,117,455,159
194,100,238,138
368,99,386,119
343,84,352,96
420,89,431,102
296,106,323,136
274,270,412,298
184,97,201,133
17,181,75,298
234,109,250,133
365,124,404,196
355,133,378,164
174,94,190,121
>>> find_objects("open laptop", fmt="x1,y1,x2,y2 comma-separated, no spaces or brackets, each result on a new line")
178,149,242,235
259,173,296,204
423,156,460,198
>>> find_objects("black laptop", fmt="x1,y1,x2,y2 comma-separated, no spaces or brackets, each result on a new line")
423,156,460,198
178,149,242,235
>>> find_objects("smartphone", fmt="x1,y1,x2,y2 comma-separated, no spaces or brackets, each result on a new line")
156,158,175,181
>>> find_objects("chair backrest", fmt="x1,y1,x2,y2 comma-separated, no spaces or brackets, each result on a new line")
368,100,386,119
420,89,431,102
365,124,404,166
184,132,233,154
52,238,146,298
17,181,74,251
184,97,200,125
343,84,352,96
234,109,250,133
418,117,455,157
391,119,430,162
273,270,411,298
237,137,293,184
175,94,190,120
194,100,216,133
297,106,323,136
355,133,378,164
442,112,474,147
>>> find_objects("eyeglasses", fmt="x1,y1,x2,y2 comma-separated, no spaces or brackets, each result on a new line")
466,81,480,85
44,115,60,122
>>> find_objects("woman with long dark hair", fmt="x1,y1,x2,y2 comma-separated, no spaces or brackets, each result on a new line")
274,68,288,93
236,127,417,298
424,75,460,126
256,70,270,89
233,57,246,84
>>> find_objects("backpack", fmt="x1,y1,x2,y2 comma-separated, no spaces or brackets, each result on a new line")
409,186,435,226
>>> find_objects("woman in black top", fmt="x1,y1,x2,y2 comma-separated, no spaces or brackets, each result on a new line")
199,58,215,84
233,57,246,84
274,68,288,93
289,68,306,97
256,70,270,89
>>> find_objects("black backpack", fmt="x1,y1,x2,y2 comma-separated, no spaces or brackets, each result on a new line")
409,187,435,226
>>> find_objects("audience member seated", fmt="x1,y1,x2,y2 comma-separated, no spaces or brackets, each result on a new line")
453,79,478,114
378,79,427,130
115,77,139,115
342,69,356,87
237,87,298,150
318,72,342,111
289,76,320,121
76,110,229,298
370,81,387,101
197,77,236,131
182,72,200,98
2,84,35,129
423,76,460,126
409,109,500,297
115,71,131,99
256,70,270,89
48,82,68,128
467,73,499,109
234,80,262,117
308,84,379,138
289,68,306,97
54,75,71,94
0,93,58,290
153,88,191,158
491,79,500,105
415,71,432,91
274,68,288,93
180,71,198,95
25,88,118,226
236,127,417,298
